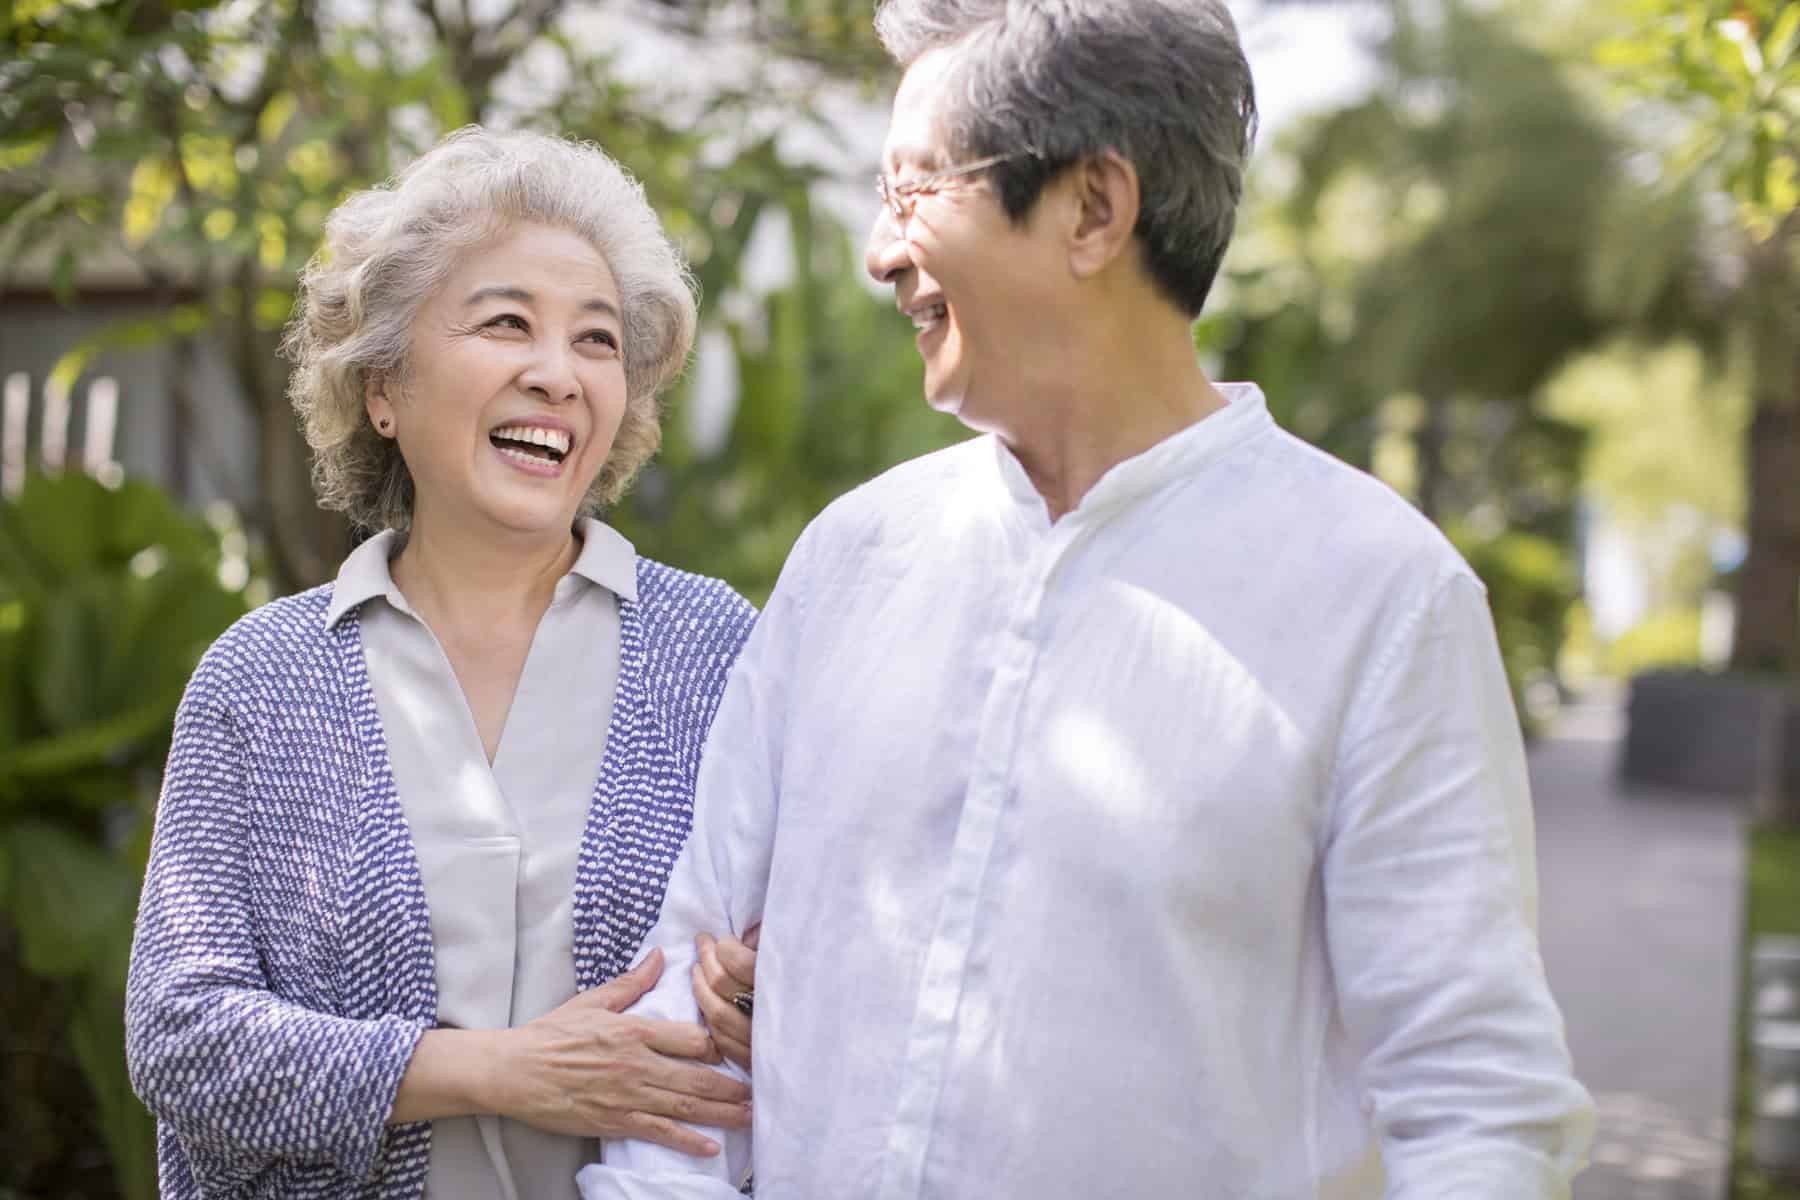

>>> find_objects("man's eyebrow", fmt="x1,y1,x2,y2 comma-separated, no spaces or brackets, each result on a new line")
882,142,940,173
464,285,620,320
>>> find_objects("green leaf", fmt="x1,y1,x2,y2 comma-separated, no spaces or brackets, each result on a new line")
46,304,213,398
68,981,158,1200
6,470,110,578
28,579,109,731
0,188,62,271
97,563,242,710
1718,14,1765,77
2,820,139,978
0,597,27,752
0,692,183,780
1767,3,1800,69
50,244,78,307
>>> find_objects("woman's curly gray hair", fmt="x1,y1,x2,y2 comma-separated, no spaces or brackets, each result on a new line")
283,126,698,532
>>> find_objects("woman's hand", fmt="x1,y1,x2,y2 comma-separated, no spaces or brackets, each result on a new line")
692,924,759,1073
394,949,752,1155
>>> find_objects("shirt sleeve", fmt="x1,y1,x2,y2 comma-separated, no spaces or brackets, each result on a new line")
1323,570,1594,1199
578,533,813,1200
125,676,428,1191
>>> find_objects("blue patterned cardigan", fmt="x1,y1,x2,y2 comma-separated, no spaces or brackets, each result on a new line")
125,558,756,1200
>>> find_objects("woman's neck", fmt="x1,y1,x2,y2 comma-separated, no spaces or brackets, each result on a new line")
389,510,580,638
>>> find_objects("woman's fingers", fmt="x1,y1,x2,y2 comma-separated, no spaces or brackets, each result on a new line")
633,1014,721,1063
591,948,664,1012
712,1030,752,1074
641,1055,752,1104
637,1084,753,1130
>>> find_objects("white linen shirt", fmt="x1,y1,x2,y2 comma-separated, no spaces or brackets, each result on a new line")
329,519,636,1200
580,384,1593,1200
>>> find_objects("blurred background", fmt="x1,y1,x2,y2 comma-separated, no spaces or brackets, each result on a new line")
0,0,1794,1197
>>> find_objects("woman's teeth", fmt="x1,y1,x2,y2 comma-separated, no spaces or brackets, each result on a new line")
489,425,571,462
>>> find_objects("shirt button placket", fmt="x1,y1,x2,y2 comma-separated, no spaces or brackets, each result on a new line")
876,532,1069,1200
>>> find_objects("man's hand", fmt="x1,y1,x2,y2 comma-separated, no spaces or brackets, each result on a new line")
692,925,760,1073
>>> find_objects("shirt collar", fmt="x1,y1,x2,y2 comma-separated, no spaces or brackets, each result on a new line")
565,517,639,602
323,517,638,629
991,381,1274,525
325,528,405,628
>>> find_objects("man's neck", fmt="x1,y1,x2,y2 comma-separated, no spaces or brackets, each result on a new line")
999,316,1228,523
391,508,579,638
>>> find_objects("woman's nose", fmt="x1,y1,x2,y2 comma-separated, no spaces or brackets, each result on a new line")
520,342,580,403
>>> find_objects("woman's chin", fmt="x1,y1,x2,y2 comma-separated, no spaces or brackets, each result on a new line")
459,492,586,540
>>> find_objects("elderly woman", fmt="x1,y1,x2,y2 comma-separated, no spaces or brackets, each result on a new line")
126,128,761,1200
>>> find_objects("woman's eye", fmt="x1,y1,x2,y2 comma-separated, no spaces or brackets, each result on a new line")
487,314,529,332
582,329,619,349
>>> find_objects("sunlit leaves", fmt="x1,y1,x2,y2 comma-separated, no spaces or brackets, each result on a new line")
1596,0,1799,240
121,157,176,246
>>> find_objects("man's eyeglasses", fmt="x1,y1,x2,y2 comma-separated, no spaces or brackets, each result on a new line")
875,152,1030,222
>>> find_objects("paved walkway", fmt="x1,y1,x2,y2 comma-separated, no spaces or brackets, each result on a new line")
1532,691,1746,1200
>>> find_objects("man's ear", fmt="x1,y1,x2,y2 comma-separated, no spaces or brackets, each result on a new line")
1067,150,1141,281
365,372,397,438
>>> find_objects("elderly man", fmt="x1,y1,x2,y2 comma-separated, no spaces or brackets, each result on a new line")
580,1,1593,1197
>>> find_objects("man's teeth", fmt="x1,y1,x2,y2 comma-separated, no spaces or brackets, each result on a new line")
911,304,947,330
491,425,571,456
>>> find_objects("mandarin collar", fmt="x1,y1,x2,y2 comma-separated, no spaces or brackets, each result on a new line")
990,381,1274,529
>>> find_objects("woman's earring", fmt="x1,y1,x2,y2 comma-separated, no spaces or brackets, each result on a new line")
378,417,392,433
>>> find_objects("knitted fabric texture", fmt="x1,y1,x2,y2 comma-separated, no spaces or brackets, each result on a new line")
125,558,755,1199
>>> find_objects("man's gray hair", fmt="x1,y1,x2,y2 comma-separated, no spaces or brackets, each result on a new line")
283,127,698,532
874,0,1256,318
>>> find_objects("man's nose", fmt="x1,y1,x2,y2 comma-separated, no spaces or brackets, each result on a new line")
864,208,912,285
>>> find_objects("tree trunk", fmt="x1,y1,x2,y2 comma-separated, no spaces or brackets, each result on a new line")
1415,393,1450,522
258,378,350,591
1733,397,1800,674
1730,229,1800,676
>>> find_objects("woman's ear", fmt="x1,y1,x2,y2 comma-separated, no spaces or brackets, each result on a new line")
1067,150,1142,281
365,373,397,438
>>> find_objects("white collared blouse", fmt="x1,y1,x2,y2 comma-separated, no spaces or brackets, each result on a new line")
328,519,635,1200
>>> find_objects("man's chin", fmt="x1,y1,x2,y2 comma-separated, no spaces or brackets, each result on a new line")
923,371,966,418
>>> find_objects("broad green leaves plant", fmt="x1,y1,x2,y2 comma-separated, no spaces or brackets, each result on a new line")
0,471,252,1200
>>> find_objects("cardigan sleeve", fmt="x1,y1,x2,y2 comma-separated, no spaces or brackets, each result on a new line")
125,673,429,1189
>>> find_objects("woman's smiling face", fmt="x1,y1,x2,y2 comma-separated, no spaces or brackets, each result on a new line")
367,221,629,540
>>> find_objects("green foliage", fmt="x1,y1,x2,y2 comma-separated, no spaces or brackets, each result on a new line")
1585,0,1800,675
1546,340,1748,617
1546,341,1746,532
0,471,252,1200
1595,0,1800,243
1448,525,1581,733
1603,608,1706,678
0,0,896,589
1221,1,1623,720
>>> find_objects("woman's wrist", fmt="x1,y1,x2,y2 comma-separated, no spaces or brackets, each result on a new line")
390,1027,515,1125
470,1026,518,1118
